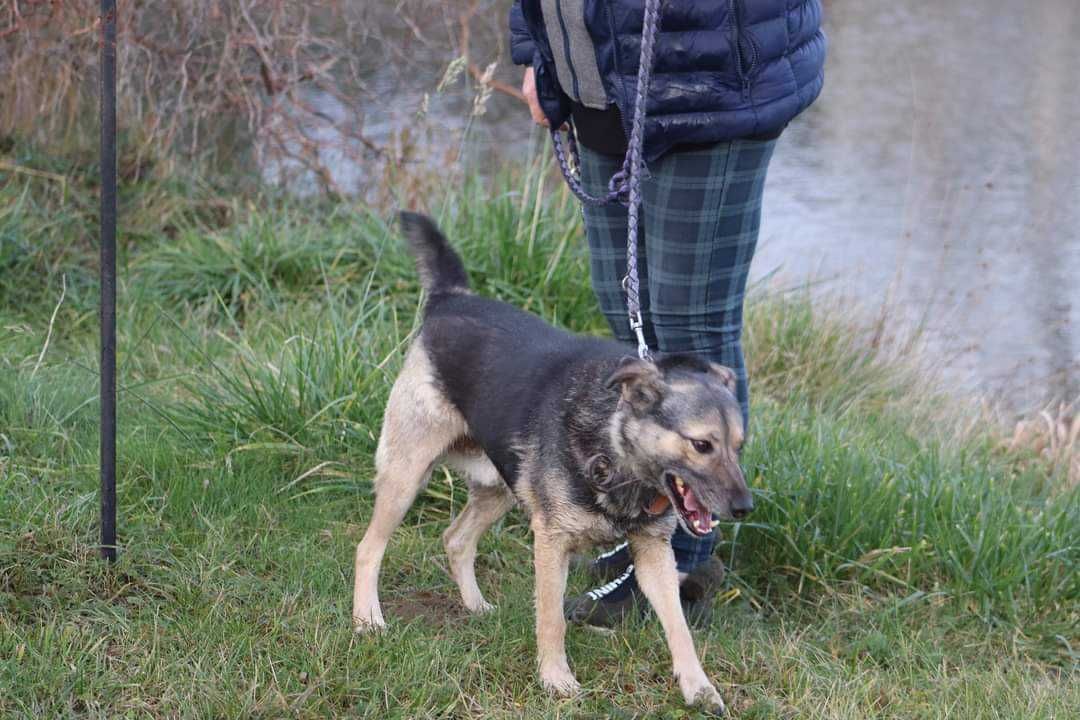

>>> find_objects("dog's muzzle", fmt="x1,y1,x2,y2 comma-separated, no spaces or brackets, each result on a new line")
664,472,719,537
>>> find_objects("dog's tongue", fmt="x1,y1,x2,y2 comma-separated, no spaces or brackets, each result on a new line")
644,493,670,515
682,485,704,514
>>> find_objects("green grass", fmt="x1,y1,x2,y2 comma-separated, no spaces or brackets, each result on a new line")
1,153,1077,718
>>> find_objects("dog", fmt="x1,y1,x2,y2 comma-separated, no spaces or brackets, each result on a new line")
352,213,753,713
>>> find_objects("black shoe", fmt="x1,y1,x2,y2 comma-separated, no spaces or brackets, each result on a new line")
565,564,643,629
679,557,726,627
577,541,632,583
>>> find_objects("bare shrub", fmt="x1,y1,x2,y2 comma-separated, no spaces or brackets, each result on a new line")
0,0,523,200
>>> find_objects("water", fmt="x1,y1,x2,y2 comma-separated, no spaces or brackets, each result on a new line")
303,0,1080,414
758,0,1080,412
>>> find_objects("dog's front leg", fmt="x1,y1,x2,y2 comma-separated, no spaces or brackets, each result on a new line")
629,533,726,714
532,526,579,696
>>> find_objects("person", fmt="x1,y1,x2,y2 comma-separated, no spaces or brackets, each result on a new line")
508,0,826,625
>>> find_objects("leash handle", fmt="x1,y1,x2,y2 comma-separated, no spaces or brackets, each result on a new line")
550,0,663,363
551,127,628,206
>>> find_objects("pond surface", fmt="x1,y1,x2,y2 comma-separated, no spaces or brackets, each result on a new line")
758,0,1080,414
336,0,1080,414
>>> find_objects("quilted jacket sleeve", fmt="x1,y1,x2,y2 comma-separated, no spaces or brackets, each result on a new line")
509,1,536,66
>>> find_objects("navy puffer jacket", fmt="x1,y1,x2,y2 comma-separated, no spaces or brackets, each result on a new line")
509,1,826,160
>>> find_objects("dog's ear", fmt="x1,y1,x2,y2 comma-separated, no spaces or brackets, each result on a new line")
606,358,664,410
707,362,738,395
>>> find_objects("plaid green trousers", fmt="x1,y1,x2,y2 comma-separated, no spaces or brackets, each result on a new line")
579,138,777,571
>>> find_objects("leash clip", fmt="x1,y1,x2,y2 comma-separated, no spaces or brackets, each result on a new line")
628,311,652,361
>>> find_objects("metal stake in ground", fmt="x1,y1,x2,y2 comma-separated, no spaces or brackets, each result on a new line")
100,0,118,563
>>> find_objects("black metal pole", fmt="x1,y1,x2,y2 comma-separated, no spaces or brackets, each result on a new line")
100,0,118,563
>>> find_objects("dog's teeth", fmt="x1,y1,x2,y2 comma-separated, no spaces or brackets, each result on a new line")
710,519,720,529
675,477,684,489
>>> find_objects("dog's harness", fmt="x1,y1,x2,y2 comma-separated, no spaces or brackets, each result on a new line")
550,0,664,362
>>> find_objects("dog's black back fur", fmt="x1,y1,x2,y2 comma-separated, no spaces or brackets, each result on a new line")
400,211,631,487
424,292,627,487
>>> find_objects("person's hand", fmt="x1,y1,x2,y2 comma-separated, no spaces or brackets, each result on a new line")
522,67,549,127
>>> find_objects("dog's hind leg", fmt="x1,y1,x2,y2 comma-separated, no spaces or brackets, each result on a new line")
353,343,464,632
442,452,513,613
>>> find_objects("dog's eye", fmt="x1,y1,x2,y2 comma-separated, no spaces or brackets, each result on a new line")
691,439,713,454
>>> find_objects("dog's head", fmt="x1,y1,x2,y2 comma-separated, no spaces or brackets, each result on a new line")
607,355,753,536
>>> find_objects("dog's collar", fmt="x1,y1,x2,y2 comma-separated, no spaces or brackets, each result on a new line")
585,453,618,492
585,453,645,498
585,453,671,521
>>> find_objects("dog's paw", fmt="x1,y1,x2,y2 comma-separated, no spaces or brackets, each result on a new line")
465,598,496,615
682,681,726,716
352,608,386,634
539,662,581,697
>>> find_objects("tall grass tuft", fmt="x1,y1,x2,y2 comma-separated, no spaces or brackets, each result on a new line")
174,290,404,462
137,204,391,312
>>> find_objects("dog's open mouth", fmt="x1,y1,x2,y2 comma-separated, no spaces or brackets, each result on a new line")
666,473,717,537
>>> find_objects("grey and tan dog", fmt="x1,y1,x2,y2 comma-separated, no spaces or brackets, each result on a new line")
353,213,753,713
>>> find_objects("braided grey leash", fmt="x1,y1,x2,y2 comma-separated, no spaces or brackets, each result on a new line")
551,0,663,362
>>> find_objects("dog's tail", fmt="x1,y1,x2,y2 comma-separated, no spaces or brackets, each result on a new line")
398,212,470,295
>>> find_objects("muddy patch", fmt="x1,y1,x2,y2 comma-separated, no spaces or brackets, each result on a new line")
384,589,470,627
